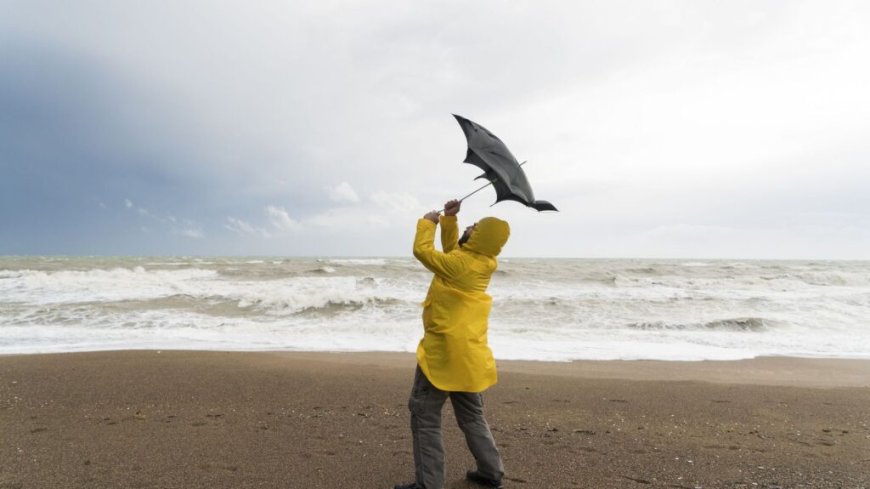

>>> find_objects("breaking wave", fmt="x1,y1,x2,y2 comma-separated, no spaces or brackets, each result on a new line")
627,317,771,332
293,297,406,317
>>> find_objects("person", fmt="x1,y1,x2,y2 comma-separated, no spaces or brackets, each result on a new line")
394,199,509,489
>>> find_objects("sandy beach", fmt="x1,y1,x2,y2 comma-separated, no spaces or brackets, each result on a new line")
1,351,868,489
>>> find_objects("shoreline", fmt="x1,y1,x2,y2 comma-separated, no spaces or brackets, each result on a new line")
2,349,869,388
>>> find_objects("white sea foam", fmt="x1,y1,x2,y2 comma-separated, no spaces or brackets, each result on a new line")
0,267,218,304
2,257,869,360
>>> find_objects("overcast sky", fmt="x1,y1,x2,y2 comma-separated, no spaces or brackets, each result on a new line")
1,1,868,258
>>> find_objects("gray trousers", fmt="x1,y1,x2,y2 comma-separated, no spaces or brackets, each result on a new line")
407,366,504,489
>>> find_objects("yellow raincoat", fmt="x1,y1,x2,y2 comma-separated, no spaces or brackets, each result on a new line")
412,215,510,392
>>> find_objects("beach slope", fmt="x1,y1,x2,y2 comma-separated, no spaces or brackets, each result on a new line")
1,351,869,488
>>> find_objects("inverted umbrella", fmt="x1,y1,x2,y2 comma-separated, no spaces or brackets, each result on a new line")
451,114,557,212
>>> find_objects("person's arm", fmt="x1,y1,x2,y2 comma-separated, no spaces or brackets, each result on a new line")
440,199,461,253
413,211,463,279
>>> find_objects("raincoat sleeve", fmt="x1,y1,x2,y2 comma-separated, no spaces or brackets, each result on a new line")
439,215,459,253
413,219,464,280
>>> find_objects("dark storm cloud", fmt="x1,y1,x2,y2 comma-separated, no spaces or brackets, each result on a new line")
0,44,214,253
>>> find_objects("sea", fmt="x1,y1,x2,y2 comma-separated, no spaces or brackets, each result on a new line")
1,256,869,361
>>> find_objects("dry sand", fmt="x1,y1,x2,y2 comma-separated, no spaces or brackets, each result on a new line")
1,351,868,488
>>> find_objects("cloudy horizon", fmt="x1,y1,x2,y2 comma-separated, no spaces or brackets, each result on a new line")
2,1,868,259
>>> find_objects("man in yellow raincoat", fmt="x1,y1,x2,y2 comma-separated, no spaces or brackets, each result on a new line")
394,199,509,489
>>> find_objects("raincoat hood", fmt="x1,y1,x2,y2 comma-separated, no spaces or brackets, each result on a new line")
463,217,510,257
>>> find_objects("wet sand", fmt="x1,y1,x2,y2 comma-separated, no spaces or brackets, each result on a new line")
1,351,869,488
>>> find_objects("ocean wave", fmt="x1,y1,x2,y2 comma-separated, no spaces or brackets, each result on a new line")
754,272,870,288
0,267,218,304
323,258,388,266
3,257,870,360
294,297,406,316
627,317,771,332
356,277,377,287
790,271,870,287
581,275,618,286
702,317,771,331
310,266,336,274
625,267,662,275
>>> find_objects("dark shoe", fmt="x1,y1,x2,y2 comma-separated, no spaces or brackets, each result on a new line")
466,470,504,488
393,483,422,489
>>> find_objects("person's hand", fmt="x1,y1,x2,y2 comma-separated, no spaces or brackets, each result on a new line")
443,199,461,217
423,210,441,223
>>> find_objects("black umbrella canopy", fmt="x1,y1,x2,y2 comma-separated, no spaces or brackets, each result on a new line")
453,114,557,212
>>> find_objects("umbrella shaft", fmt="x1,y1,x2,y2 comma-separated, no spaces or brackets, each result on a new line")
456,181,491,203
437,161,526,213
